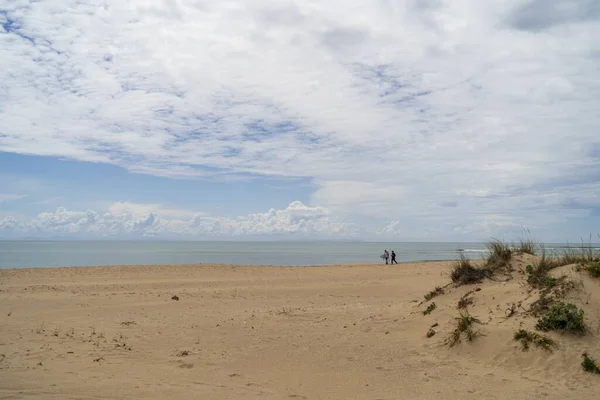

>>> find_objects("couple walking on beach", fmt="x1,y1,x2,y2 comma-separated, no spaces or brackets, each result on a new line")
382,250,397,265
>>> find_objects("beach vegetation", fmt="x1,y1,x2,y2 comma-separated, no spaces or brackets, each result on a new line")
485,239,513,269
556,236,600,267
424,286,444,301
514,329,557,352
515,230,537,255
535,302,586,334
423,302,437,315
580,262,600,278
451,253,487,285
447,310,482,347
581,352,600,374
457,294,474,309
525,250,560,289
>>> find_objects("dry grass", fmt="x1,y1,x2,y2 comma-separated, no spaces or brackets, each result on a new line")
485,239,513,270
457,295,474,310
424,286,444,301
450,253,488,285
515,230,537,255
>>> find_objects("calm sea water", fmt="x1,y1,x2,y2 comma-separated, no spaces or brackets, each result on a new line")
0,240,579,269
0,240,494,268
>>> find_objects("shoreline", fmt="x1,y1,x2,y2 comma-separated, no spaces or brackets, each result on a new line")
0,258,454,272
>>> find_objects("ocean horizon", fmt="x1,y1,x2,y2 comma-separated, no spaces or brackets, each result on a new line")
0,240,590,269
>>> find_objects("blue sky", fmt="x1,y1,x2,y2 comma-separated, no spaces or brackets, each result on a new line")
1,0,600,241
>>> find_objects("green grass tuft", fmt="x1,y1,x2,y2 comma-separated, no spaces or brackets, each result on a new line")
447,311,482,347
423,302,437,315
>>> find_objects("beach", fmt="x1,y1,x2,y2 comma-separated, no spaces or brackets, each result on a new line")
1,260,599,399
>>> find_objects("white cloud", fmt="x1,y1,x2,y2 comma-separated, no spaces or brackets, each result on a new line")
0,193,26,203
0,0,599,240
107,201,204,220
0,201,357,238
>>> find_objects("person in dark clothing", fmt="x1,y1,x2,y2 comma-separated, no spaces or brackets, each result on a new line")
391,250,398,264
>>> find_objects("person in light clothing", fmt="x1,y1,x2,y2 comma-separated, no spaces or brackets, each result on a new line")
381,250,389,264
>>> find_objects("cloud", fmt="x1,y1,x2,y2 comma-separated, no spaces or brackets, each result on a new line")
107,201,204,220
0,201,356,238
0,1,599,240
0,193,26,203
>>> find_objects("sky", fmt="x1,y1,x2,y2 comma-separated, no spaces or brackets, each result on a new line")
0,0,599,242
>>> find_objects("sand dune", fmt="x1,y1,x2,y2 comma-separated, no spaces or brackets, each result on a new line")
1,257,599,399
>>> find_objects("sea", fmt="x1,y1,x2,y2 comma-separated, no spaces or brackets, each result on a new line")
0,240,582,269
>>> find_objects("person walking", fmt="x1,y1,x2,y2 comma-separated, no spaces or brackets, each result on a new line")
391,250,398,264
383,249,389,264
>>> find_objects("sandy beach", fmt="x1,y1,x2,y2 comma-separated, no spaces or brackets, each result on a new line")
1,259,599,399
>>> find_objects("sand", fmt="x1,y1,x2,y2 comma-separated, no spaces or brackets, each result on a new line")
1,258,599,399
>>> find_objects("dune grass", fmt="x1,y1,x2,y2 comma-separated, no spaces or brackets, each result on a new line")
424,286,444,301
515,229,537,255
485,239,513,269
447,311,482,347
457,294,474,310
450,253,488,285
525,249,561,289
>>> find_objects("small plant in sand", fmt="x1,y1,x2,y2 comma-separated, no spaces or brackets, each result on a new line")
424,286,444,301
457,295,474,310
447,311,482,347
536,302,586,334
525,260,559,290
513,329,557,352
423,302,437,315
581,262,600,278
581,352,600,374
451,253,488,285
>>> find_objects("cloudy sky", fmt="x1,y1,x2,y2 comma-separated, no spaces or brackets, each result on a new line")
1,0,599,241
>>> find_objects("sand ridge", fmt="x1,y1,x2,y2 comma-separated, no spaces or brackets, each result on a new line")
1,258,599,399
